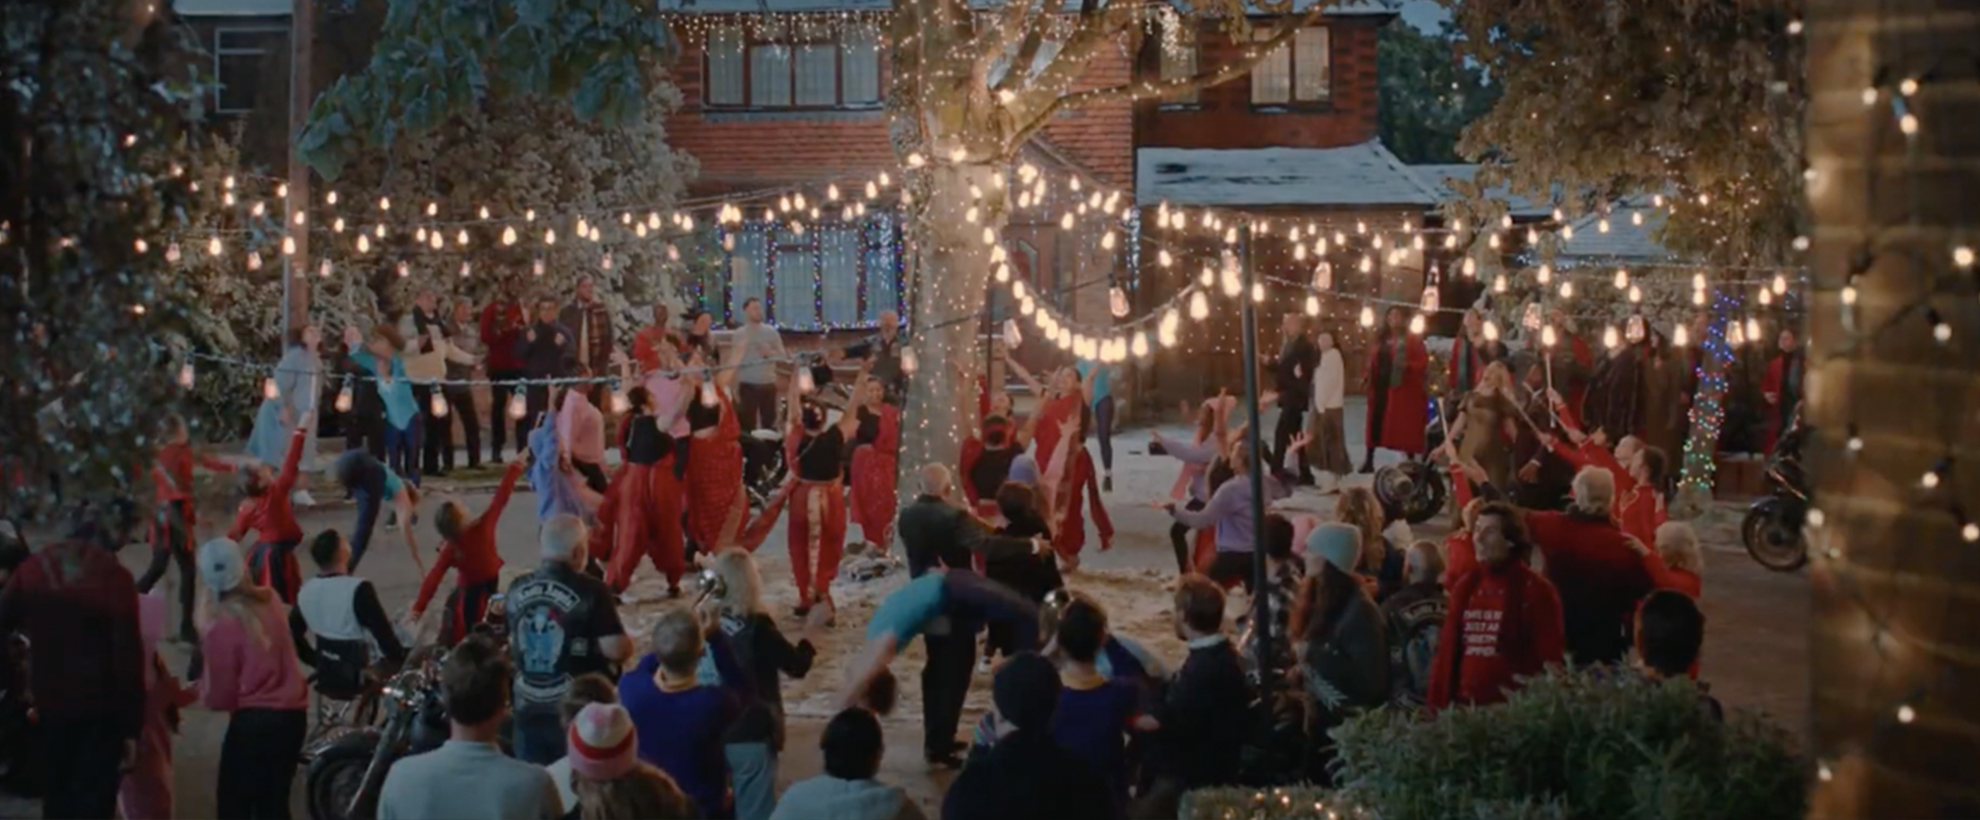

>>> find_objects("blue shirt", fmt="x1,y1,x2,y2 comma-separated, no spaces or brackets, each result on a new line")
1053,681,1140,818
382,467,404,499
1078,360,1111,404
866,573,947,647
619,654,743,817
350,347,418,429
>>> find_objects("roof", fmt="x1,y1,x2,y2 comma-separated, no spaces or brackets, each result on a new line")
174,0,288,15
1553,196,1674,262
657,0,1399,15
1411,163,1554,219
1136,142,1442,208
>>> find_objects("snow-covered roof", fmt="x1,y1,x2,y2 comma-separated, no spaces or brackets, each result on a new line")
1136,142,1442,208
657,0,1399,15
174,0,288,15
1411,163,1554,219
1554,196,1674,262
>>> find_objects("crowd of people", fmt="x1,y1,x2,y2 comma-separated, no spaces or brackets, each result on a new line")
0,286,1740,820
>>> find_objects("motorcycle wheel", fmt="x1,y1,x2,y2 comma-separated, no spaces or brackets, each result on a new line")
1742,500,1809,572
306,737,383,820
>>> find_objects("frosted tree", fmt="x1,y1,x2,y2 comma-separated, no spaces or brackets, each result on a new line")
300,0,1347,471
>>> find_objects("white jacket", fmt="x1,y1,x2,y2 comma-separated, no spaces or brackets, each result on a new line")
398,312,478,383
1311,348,1345,411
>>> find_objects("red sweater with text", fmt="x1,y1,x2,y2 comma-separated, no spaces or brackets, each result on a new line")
1427,562,1564,710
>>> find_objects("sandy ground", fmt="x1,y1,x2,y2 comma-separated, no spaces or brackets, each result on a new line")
0,398,1809,820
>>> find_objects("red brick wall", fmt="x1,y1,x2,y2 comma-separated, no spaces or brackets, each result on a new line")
1040,31,1137,187
1135,18,1382,151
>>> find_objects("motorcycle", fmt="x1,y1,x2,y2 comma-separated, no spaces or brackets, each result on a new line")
1372,401,1449,525
1743,417,1810,572
305,596,508,820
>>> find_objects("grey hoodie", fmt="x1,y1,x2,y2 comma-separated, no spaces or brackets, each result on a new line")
768,776,925,820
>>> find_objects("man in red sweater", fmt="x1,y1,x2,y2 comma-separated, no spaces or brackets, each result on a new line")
411,460,527,645
0,501,146,820
1428,502,1565,711
1524,467,1656,666
480,280,530,464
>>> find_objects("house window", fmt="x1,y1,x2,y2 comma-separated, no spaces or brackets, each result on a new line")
214,28,287,114
705,32,883,109
1250,26,1330,106
1158,18,1198,104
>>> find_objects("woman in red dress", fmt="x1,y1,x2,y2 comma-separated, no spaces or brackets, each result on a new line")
784,374,862,618
1361,307,1429,471
848,378,900,553
1030,365,1092,479
684,365,747,556
1042,405,1113,572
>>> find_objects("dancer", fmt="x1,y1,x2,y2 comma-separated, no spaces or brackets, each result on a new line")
1076,357,1118,491
344,324,423,488
785,374,862,618
1544,424,1669,546
559,382,611,494
684,365,747,556
331,448,423,574
246,324,321,505
602,387,688,598
411,460,527,646
960,357,1043,518
1360,307,1428,472
1265,314,1318,486
1441,361,1524,494
1030,365,1093,480
145,414,233,643
228,418,314,604
1042,408,1113,572
528,406,605,526
1305,331,1352,492
1152,396,1231,577
849,376,900,553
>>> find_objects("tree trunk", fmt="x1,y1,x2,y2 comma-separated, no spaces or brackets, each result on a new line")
898,162,1005,480
1806,2,1980,817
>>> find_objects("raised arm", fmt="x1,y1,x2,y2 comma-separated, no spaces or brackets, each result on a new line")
1005,357,1043,396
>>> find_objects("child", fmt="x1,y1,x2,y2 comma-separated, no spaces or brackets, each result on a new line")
119,591,197,820
410,460,526,646
227,419,314,604
144,414,233,642
332,449,423,575
618,605,751,819
344,324,422,488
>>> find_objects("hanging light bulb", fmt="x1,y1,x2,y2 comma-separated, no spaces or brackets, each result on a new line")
460,261,472,277
397,261,410,278
430,392,451,419
1483,320,1501,341
1628,285,1642,303
247,251,263,271
1692,289,1707,306
1489,233,1502,250
1462,257,1477,278
1673,324,1690,346
546,228,557,245
427,231,443,250
1409,314,1426,335
1526,227,1540,244
1559,281,1575,299
165,242,181,263
357,234,372,254
1772,273,1788,295
318,259,332,277
1159,321,1179,348
1603,325,1619,349
261,376,281,400
456,229,470,247
1219,267,1242,298
1189,291,1210,320
1359,306,1376,328
1131,332,1150,358
1019,296,1036,316
1251,283,1265,303
1729,321,1747,346
207,235,223,256
1003,319,1023,349
1626,315,1646,344
335,384,354,412
1059,212,1074,230
507,392,528,420
1744,316,1762,344
1100,231,1116,250
1613,269,1629,289
1541,324,1559,347
1758,288,1773,306
1157,249,1173,268
425,201,438,217
1632,211,1644,226
1109,286,1129,318
177,362,196,389
900,346,919,375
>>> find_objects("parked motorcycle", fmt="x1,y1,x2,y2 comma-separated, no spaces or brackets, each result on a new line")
1743,417,1810,572
305,596,508,820
1372,402,1449,526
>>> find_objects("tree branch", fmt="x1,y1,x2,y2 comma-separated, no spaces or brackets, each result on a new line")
994,0,1075,92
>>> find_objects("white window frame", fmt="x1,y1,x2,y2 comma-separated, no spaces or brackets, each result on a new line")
704,33,883,110
705,30,745,106
213,26,287,115
1250,25,1330,106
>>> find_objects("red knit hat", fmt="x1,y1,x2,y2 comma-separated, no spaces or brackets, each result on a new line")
567,703,639,781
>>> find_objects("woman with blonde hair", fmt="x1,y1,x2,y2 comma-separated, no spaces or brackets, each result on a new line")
710,548,830,819
1442,359,1524,494
566,703,697,820
194,537,309,819
1633,521,1703,599
1334,487,1403,601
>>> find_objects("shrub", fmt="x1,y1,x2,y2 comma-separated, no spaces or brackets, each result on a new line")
1330,667,1804,820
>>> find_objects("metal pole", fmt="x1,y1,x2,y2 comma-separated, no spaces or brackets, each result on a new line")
282,0,312,333
1237,220,1270,686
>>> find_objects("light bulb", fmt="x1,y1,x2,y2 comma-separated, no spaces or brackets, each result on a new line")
1314,262,1333,290
428,231,443,250
460,261,473,277
1955,245,1976,268
1772,273,1788,294
1304,295,1320,316
900,347,919,375
378,196,390,211
1541,325,1558,347
906,152,925,167
1745,317,1762,343
1159,322,1178,348
335,385,354,412
1158,249,1173,267
1632,211,1643,226
165,242,180,263
357,234,371,253
456,229,470,247
1189,291,1210,320
1359,306,1376,328
1842,284,1858,305
1598,218,1610,233
1483,320,1500,341
995,264,1011,283
1673,325,1689,346
1003,319,1023,349
262,377,281,400
502,226,517,245
425,201,437,217
1101,232,1116,250
1629,285,1642,303
319,259,332,277
1493,274,1507,293
1462,258,1477,278
207,236,222,256
397,261,410,278
1220,268,1242,298
698,382,718,408
1131,332,1150,358
1613,269,1629,289
533,258,546,276
431,392,450,418
1060,212,1074,230
1408,314,1425,334
1251,283,1265,303
177,363,195,389
1109,286,1129,318
1603,325,1619,348
247,251,262,271
1559,281,1574,299
1759,288,1773,306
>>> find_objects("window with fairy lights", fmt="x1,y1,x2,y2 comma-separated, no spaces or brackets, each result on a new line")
1249,26,1332,107
706,215,903,331
704,29,881,111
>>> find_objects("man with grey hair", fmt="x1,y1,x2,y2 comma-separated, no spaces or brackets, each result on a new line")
837,309,906,402
896,463,1047,578
504,514,631,764
1523,466,1652,666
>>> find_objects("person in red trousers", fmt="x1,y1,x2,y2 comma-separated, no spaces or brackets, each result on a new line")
1427,502,1565,711
785,374,861,619
602,387,687,598
1042,406,1113,573
849,377,901,553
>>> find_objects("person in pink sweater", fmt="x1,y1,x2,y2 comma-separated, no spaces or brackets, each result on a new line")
121,591,198,820
559,385,609,494
196,538,309,820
